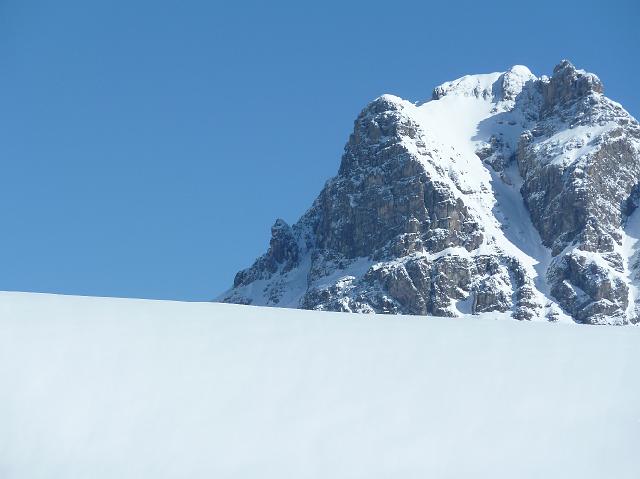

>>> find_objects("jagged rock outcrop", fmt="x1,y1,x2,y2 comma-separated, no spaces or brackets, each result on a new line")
511,62,640,324
219,60,640,325
316,95,483,260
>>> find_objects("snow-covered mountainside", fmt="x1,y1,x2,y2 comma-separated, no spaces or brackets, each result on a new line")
220,60,640,325
1,291,639,478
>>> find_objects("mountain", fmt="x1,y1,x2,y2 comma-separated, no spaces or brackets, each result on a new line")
219,60,640,325
2,291,639,477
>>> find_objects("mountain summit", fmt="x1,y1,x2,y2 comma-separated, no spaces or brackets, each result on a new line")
219,61,640,325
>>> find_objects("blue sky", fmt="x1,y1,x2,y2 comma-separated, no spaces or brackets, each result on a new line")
1,0,638,300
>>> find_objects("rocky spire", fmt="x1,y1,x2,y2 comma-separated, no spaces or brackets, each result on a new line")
541,59,604,112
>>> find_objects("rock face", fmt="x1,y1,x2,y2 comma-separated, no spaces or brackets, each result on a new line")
220,60,640,325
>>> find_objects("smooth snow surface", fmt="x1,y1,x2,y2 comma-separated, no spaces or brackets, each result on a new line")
1,291,639,478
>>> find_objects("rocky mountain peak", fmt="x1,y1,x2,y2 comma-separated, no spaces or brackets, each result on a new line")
541,59,604,112
220,60,640,325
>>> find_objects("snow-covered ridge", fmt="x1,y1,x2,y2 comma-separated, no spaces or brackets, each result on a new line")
220,60,640,325
431,64,535,106
1,291,639,478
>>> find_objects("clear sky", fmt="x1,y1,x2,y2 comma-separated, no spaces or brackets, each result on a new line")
1,0,638,301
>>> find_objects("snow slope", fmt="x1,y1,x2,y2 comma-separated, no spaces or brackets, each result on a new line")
1,291,639,478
